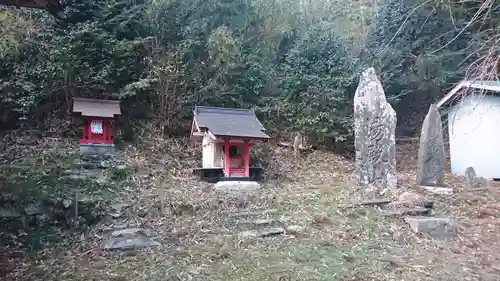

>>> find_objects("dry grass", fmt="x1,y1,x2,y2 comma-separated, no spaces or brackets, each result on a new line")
1,137,500,281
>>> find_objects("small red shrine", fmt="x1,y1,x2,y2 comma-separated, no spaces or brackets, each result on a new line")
191,106,270,182
72,98,121,154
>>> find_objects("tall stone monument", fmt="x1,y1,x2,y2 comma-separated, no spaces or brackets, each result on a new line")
416,104,445,186
354,67,397,190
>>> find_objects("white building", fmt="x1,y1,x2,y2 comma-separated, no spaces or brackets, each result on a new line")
437,80,500,179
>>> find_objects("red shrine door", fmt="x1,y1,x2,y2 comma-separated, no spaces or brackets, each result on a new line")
223,140,250,178
81,119,113,144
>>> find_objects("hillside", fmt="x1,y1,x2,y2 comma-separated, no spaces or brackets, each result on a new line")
2,0,500,280
1,132,500,281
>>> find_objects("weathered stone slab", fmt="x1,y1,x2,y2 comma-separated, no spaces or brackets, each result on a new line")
404,217,459,238
214,181,261,193
103,228,160,251
354,67,397,190
416,104,445,187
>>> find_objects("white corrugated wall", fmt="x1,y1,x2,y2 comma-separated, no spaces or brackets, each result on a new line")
448,94,500,178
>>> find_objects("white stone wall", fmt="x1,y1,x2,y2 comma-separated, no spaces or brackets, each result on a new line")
448,94,500,178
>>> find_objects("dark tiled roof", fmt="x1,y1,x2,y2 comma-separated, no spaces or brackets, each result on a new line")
193,106,270,139
73,98,121,118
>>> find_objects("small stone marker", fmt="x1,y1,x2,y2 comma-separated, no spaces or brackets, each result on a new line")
404,217,458,238
103,228,160,251
465,166,488,190
354,67,397,190
416,104,445,187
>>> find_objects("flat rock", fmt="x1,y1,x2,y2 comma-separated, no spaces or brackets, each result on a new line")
253,219,277,226
214,181,261,193
384,208,432,217
404,217,459,238
420,185,453,195
259,227,285,237
103,228,160,251
285,225,304,234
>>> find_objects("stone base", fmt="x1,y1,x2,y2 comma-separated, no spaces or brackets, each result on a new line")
80,143,115,155
419,185,453,195
404,217,459,238
214,181,261,193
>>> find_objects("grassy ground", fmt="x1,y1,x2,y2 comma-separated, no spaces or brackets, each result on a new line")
2,137,500,281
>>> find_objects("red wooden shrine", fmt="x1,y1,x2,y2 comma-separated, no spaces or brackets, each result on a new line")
190,106,270,182
72,98,121,145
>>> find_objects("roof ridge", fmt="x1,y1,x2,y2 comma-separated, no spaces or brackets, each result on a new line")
194,105,255,116
195,105,252,111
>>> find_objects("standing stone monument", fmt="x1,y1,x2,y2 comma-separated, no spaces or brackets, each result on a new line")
416,104,445,186
354,67,397,190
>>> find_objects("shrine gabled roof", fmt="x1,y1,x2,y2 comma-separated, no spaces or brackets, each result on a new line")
192,106,270,139
437,80,500,108
73,98,121,118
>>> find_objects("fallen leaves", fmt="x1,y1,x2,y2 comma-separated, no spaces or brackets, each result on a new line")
1,136,500,281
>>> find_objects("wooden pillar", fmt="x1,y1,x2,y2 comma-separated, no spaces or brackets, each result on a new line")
103,119,112,144
224,139,230,177
243,140,250,177
82,119,89,143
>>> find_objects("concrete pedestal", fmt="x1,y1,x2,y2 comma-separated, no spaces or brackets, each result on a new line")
80,143,115,155
214,181,261,193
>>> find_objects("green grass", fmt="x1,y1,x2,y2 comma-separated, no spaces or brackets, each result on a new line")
4,147,500,281
0,149,134,252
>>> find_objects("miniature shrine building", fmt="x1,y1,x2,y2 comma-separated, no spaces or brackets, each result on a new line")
437,80,500,179
191,106,270,182
72,98,121,155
